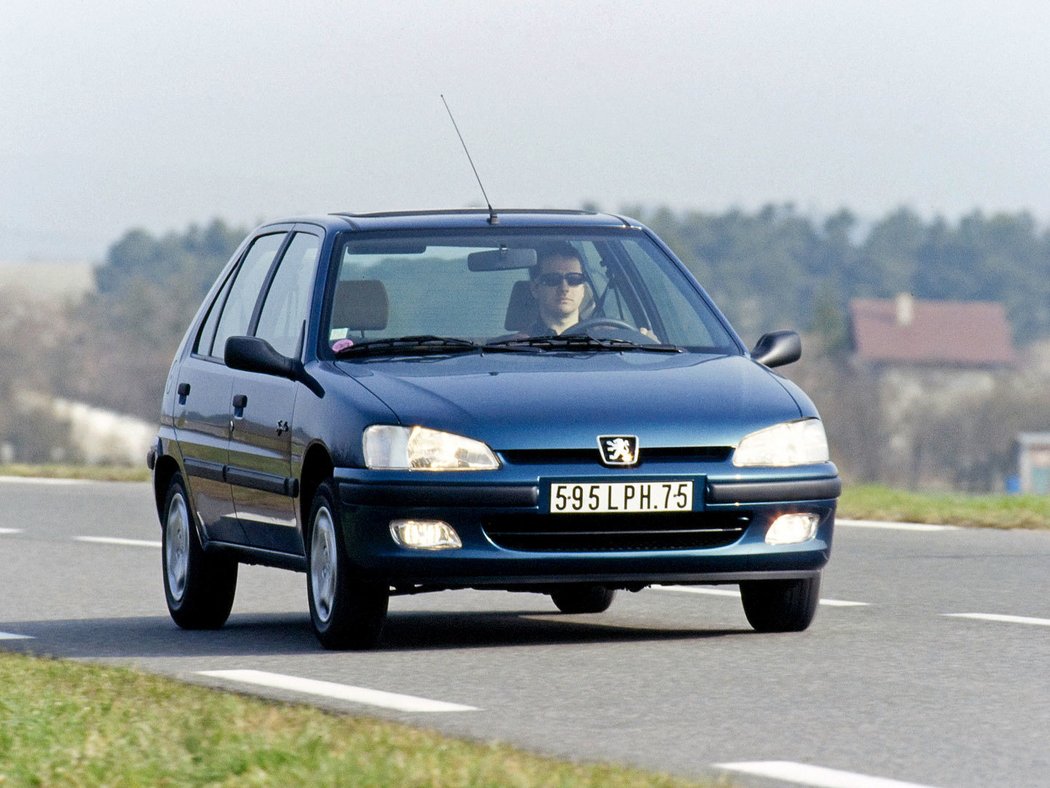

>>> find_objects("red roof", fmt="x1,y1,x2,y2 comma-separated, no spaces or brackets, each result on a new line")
850,295,1016,366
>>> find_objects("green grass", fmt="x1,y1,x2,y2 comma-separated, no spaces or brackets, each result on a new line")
0,652,713,787
839,484,1050,530
0,464,150,482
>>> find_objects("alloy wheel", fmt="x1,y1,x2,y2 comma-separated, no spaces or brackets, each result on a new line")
310,505,338,624
165,492,190,602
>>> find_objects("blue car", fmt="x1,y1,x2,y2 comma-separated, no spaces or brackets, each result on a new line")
149,209,840,649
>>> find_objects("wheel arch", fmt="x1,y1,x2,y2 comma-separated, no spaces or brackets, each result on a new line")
299,442,335,535
152,455,182,520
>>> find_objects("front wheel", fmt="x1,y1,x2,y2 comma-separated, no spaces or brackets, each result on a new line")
550,585,616,614
162,472,237,629
739,575,820,632
306,481,389,650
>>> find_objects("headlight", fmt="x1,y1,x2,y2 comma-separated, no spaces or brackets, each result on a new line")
732,419,829,467
363,425,499,471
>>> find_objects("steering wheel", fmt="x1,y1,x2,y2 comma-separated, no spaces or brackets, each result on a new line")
567,317,658,344
568,317,636,333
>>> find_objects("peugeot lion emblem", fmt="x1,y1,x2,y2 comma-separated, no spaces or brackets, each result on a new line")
598,435,640,467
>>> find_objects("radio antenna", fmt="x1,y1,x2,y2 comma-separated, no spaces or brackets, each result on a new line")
441,94,498,225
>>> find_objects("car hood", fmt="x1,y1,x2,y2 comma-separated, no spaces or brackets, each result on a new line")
336,352,804,450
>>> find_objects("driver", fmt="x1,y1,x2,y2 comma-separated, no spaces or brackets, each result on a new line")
524,244,659,341
527,243,588,336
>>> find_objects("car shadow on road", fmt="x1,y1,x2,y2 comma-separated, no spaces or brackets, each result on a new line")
0,609,749,659
380,610,746,651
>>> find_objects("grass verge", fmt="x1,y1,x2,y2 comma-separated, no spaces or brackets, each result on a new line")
0,464,149,482
0,652,710,787
839,484,1050,530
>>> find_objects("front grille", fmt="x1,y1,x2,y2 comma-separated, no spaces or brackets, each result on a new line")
482,512,749,552
498,447,732,466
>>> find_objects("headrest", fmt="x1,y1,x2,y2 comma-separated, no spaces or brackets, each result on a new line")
504,280,537,331
332,280,388,331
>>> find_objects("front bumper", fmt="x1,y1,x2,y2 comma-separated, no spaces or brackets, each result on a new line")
332,464,839,590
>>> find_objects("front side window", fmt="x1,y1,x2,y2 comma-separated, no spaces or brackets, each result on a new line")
255,233,321,357
323,229,738,354
209,233,287,358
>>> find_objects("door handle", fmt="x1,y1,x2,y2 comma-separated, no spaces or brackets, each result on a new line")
177,383,191,397
232,394,248,409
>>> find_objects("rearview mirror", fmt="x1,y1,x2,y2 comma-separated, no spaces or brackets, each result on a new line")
750,330,802,368
467,247,538,271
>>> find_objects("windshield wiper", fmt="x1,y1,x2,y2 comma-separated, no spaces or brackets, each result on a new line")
483,334,682,353
334,335,482,357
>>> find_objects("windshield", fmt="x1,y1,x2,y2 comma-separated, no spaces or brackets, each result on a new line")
322,229,740,356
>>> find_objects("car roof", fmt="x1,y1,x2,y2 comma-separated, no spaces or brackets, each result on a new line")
260,209,640,234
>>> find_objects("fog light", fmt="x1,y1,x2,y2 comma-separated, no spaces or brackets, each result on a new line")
765,513,820,545
390,520,462,550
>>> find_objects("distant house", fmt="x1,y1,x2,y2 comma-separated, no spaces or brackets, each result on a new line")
850,294,1016,405
850,293,1016,369
848,294,1017,488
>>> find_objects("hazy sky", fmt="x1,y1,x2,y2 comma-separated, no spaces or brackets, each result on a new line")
4,1,1050,260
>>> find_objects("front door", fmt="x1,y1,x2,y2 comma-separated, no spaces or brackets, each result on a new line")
177,228,292,545
225,230,321,555
227,373,301,553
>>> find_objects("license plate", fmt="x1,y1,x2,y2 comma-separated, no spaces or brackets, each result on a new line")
550,481,693,514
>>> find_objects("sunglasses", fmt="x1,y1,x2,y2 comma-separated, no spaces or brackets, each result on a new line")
537,272,586,287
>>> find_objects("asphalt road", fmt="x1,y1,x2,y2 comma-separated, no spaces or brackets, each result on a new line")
1,477,1048,787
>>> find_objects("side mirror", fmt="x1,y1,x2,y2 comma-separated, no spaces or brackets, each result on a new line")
750,330,802,368
225,336,298,379
225,335,325,397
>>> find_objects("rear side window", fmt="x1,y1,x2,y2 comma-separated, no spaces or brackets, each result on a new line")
205,233,287,358
255,233,321,357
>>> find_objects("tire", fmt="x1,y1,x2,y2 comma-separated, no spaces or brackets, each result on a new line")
739,574,821,633
306,481,389,650
550,585,616,614
162,472,237,629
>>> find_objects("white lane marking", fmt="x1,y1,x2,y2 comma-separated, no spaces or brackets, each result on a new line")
0,631,34,640
197,670,478,713
945,613,1050,628
837,518,959,532
75,536,162,548
0,528,24,534
657,585,870,607
716,761,939,788
0,476,87,485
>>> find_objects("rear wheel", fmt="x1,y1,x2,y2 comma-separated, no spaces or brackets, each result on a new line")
739,574,820,632
306,481,389,650
162,472,237,629
550,585,616,614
